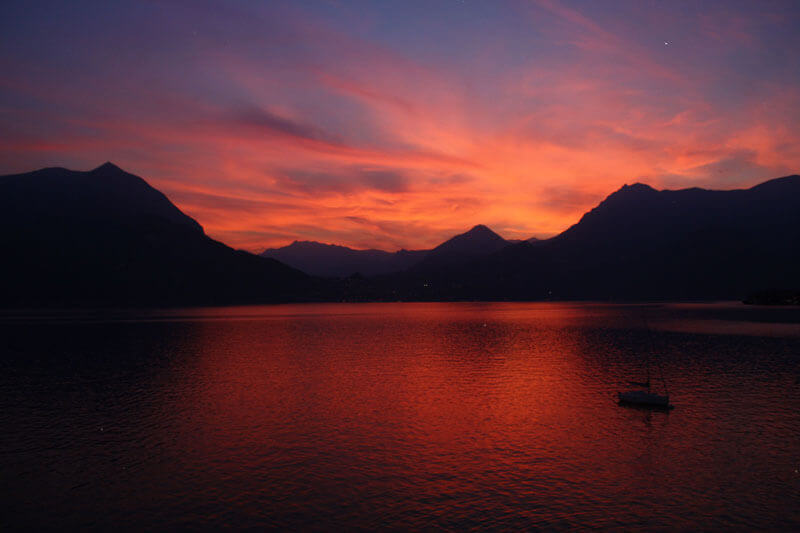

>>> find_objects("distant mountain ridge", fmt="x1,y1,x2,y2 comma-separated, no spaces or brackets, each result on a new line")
409,225,514,272
261,240,429,277
261,224,534,277
383,175,800,301
429,224,507,255
3,162,797,305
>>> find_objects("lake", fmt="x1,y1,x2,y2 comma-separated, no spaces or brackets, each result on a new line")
2,302,799,530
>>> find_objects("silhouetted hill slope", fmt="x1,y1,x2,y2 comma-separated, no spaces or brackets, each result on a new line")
380,176,800,301
261,224,522,277
411,225,515,271
430,225,508,255
261,241,428,277
495,237,539,245
4,162,204,233
6,163,794,305
0,163,307,306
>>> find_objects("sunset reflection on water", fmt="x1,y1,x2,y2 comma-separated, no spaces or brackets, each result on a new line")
1,302,799,529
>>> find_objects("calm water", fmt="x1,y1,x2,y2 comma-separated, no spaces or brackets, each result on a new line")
2,302,799,530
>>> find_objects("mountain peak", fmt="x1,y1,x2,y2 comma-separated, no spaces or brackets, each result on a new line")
598,183,659,207
455,224,503,241
429,224,507,257
1,163,203,234
92,161,124,173
465,224,495,235
619,182,656,193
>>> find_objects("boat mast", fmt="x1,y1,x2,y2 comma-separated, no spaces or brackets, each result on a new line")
643,311,669,395
643,313,653,389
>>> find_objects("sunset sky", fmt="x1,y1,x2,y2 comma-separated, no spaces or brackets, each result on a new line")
2,0,799,251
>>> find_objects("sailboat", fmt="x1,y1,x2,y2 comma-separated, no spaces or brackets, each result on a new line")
618,386,671,408
618,317,673,409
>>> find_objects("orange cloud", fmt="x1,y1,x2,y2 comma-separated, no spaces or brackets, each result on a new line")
1,0,798,252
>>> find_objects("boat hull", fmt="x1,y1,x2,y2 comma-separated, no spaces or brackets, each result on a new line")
618,390,672,409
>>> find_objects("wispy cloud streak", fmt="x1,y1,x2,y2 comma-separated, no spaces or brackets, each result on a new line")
0,0,798,250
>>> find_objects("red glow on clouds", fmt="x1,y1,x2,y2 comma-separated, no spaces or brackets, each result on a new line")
0,0,798,251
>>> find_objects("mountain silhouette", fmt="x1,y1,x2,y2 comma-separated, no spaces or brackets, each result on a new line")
4,163,796,305
3,162,203,232
429,224,509,255
392,175,800,300
0,163,307,306
410,224,514,271
261,224,522,277
261,241,429,277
